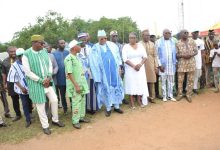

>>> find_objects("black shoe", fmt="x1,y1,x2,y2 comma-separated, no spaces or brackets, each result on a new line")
43,128,51,135
12,116,21,122
0,122,7,127
122,99,129,105
26,121,31,128
114,108,124,114
79,118,90,123
52,121,65,127
5,113,13,118
105,110,111,117
73,123,81,129
193,89,198,94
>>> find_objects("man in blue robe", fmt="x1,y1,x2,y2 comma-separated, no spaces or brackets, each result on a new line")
89,30,124,117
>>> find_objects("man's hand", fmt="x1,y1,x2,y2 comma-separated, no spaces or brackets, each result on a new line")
74,84,81,94
43,78,51,88
159,66,165,73
21,87,28,94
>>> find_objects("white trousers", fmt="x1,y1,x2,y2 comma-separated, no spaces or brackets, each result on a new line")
35,87,59,129
161,75,174,98
0,115,3,124
193,69,202,89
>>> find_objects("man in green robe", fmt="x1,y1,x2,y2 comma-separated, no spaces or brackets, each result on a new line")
22,35,64,135
64,40,90,129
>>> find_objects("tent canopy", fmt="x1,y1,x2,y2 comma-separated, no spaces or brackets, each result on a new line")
200,21,220,36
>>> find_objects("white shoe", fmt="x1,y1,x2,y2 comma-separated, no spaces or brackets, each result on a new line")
163,98,167,102
170,97,176,102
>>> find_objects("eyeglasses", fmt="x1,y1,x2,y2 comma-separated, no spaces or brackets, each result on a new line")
165,32,171,34
184,32,189,34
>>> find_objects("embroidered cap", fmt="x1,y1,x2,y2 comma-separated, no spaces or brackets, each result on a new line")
31,35,44,42
97,30,106,37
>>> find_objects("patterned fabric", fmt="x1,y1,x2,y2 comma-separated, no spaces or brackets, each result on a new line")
178,71,194,97
23,48,52,103
204,38,215,64
156,38,176,75
213,67,220,89
7,60,28,95
64,54,89,98
161,75,174,98
176,39,197,72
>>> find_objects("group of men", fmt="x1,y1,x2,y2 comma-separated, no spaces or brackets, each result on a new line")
0,28,220,135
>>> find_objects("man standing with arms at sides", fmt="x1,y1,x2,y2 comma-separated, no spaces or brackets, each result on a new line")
0,59,12,118
140,29,159,103
65,40,90,129
77,33,98,114
156,29,177,102
53,39,69,113
203,30,216,88
110,30,129,104
89,30,124,117
23,35,64,135
2,46,21,121
191,30,205,94
176,30,198,102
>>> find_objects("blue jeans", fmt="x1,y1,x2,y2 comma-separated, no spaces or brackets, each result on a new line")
19,94,32,123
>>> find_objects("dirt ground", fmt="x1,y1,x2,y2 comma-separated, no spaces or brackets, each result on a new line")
1,91,220,150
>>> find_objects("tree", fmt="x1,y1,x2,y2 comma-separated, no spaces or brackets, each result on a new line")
10,11,139,48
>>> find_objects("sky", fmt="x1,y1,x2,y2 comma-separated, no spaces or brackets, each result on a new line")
0,0,220,43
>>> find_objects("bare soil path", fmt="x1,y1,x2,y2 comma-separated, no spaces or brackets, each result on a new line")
1,91,220,150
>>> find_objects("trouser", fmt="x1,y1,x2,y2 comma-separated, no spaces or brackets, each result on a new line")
161,75,174,98
71,93,86,124
56,85,67,112
155,74,160,96
147,82,155,99
194,69,202,90
205,63,214,87
35,87,59,129
0,115,3,124
11,94,21,117
0,91,10,115
178,71,194,97
55,86,60,104
213,67,220,89
19,94,32,123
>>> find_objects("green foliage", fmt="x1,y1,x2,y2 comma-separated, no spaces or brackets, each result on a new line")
0,43,8,52
10,11,139,48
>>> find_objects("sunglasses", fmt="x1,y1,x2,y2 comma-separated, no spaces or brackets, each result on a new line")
184,32,189,34
165,32,171,34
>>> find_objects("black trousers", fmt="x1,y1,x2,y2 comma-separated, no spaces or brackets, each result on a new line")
56,85,67,112
155,74,160,96
11,94,21,117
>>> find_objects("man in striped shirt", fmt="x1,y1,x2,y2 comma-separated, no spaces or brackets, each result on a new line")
22,35,64,135
7,48,33,128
